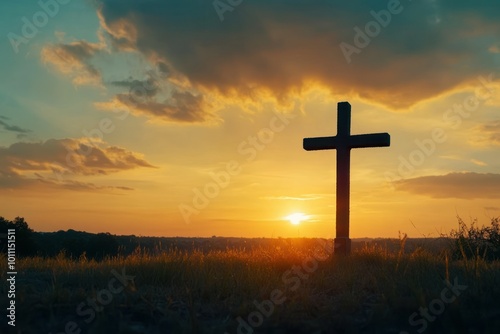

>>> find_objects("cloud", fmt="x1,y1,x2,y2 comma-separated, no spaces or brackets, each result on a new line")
41,40,103,85
394,172,500,199
0,118,31,135
0,138,155,191
263,194,328,201
96,88,214,123
39,0,500,124
473,120,500,146
4,174,134,192
89,0,500,110
470,159,487,166
110,78,160,98
99,65,217,123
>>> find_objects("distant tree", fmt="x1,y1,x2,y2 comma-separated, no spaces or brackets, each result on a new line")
0,217,10,253
0,216,38,257
87,232,119,260
62,237,86,258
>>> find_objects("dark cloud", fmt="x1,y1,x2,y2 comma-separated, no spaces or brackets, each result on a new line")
394,172,500,199
102,65,211,123
3,173,134,192
0,138,155,191
110,78,160,98
91,0,500,110
97,89,213,123
0,119,31,134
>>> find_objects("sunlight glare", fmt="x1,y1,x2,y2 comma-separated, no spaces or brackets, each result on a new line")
285,212,307,225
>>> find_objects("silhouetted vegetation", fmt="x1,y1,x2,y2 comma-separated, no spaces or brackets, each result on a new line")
3,215,497,262
35,230,119,260
449,216,500,261
0,216,37,257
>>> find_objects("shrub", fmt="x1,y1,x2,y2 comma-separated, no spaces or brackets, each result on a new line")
449,216,500,261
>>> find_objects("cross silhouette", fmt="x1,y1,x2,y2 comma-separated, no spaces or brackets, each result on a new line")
303,101,390,255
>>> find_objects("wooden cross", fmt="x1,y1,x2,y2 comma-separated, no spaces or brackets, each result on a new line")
303,101,390,255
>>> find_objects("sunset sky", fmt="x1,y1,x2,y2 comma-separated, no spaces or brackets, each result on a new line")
1,0,499,238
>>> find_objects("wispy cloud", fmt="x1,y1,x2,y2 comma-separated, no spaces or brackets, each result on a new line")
394,172,500,199
262,194,329,201
472,120,500,146
470,159,487,166
29,175,134,192
96,90,215,123
0,117,31,138
41,40,104,85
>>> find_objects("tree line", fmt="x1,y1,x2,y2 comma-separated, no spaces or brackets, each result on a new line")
2,216,500,261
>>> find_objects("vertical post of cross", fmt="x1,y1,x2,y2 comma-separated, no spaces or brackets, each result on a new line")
335,102,351,255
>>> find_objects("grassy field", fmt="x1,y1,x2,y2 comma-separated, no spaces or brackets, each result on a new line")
1,237,500,334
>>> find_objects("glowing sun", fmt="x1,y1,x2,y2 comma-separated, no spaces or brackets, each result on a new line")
285,212,307,225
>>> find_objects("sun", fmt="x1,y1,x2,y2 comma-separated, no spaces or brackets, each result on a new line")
285,212,307,225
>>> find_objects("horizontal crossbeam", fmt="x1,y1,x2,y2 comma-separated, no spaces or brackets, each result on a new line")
303,133,390,151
